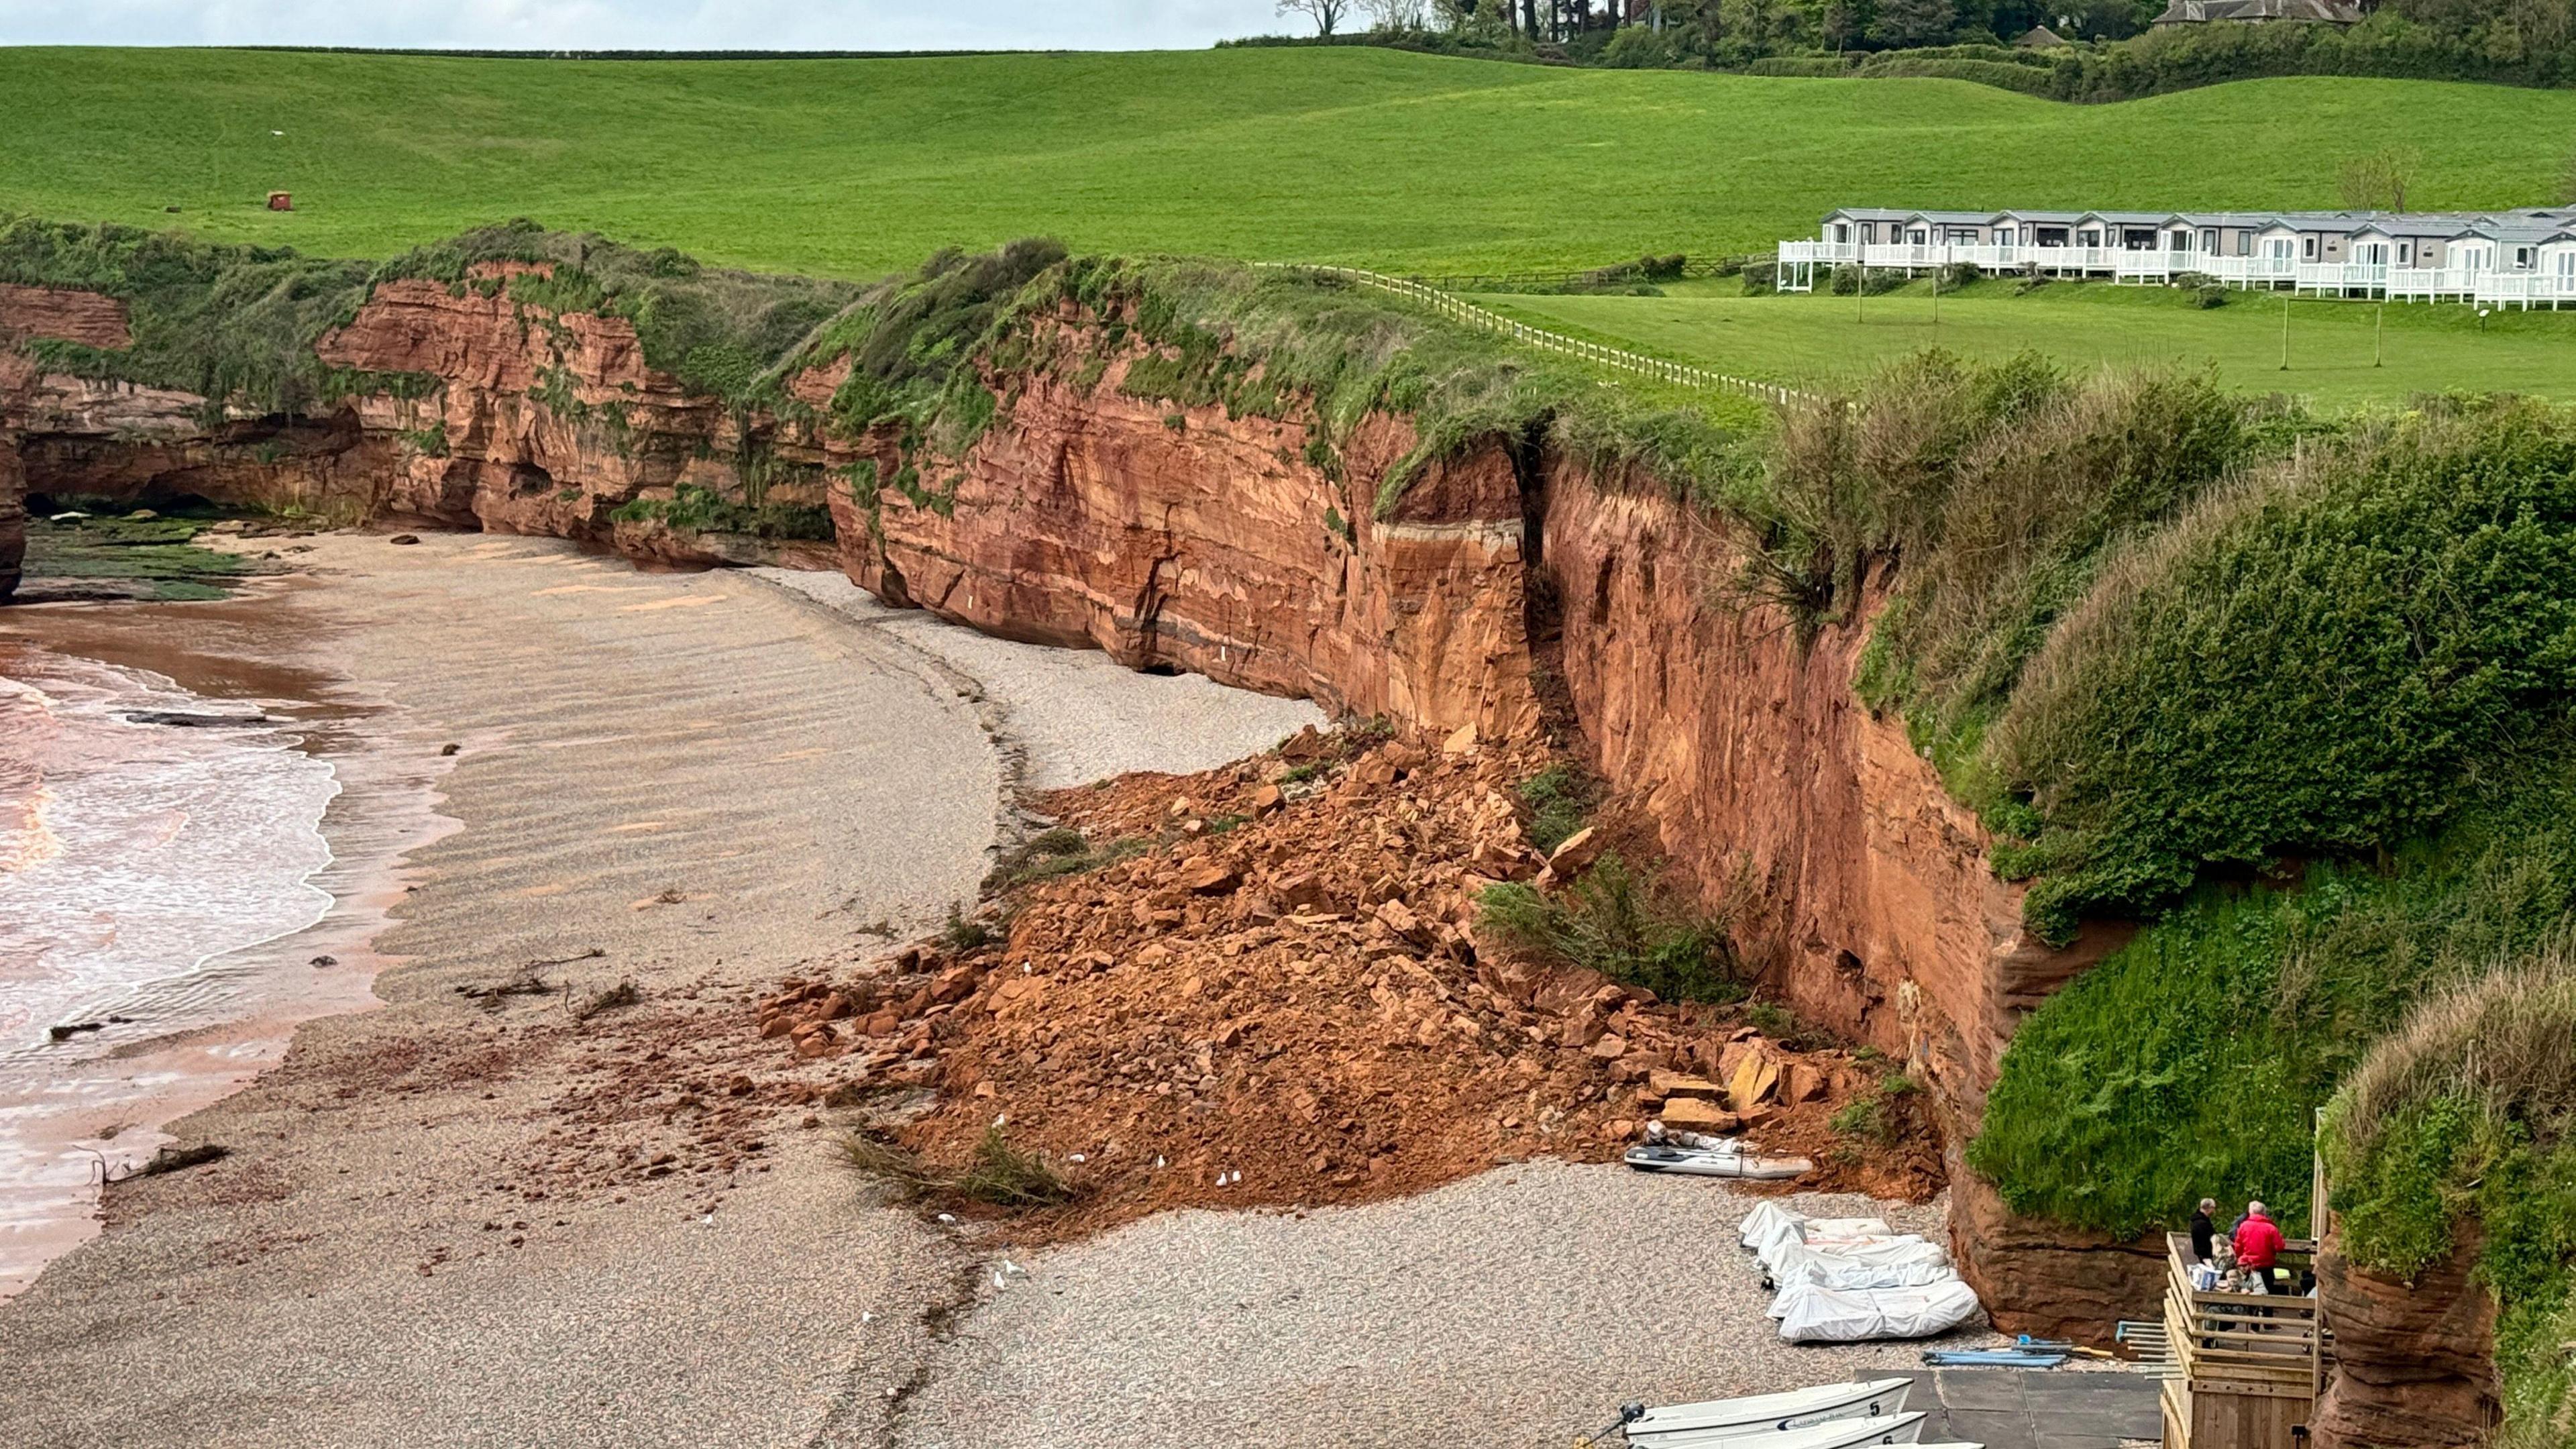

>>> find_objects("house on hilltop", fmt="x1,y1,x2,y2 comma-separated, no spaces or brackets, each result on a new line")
2150,0,2363,25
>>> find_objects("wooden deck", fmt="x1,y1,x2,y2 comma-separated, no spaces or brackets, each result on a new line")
2157,1232,2322,1449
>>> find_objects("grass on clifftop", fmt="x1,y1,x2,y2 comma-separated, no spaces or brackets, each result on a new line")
794,244,1769,521
0,216,857,415
1483,282,2576,410
3,46,2573,277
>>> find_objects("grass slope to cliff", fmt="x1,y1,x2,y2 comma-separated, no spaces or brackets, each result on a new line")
3,46,2573,276
1,218,1772,527
1794,357,2576,1440
781,242,1769,522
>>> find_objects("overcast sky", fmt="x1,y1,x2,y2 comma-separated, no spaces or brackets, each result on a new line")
0,1,1297,51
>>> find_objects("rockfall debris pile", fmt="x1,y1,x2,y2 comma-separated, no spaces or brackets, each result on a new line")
757,724,1943,1237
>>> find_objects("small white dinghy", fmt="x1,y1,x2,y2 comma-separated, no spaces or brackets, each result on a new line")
1628,1409,1929,1449
1623,1142,1813,1181
1623,1378,1913,1444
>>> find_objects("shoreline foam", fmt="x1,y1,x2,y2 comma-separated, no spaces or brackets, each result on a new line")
0,588,459,1297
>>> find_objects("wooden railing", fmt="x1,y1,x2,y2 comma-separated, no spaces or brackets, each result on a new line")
2163,1232,2321,1399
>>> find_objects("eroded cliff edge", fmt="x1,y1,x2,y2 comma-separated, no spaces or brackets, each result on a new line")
0,264,2141,1332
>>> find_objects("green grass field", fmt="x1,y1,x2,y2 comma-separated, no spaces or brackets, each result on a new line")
1481,281,2576,406
4,46,2575,279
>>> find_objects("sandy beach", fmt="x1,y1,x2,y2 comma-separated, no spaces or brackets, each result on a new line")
0,533,2011,1449
0,534,1311,1448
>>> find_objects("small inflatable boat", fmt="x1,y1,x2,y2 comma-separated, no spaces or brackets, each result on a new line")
1623,1142,1813,1181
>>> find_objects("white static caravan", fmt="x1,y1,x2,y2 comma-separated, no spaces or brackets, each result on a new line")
1776,205,2576,306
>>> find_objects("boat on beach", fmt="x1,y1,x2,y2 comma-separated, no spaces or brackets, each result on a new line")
1629,1407,1929,1448
1622,1142,1814,1179
1621,1378,1915,1444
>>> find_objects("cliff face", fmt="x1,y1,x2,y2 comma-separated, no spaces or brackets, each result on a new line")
2312,1224,2502,1448
1,284,140,598
0,266,834,599
0,274,2165,1334
829,343,1536,737
1534,468,2159,1334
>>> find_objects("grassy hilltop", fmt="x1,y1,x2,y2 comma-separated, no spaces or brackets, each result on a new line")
3,45,2575,277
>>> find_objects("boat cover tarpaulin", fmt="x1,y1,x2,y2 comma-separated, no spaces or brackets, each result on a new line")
1757,1232,1934,1275
1768,1245,1958,1291
1771,1280,1984,1343
1741,1209,1893,1265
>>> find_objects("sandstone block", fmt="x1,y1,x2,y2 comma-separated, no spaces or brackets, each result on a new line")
1648,1070,1723,1100
1181,862,1242,895
1657,1097,1739,1133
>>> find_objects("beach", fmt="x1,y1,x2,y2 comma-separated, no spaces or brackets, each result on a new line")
0,533,2011,1449
0,532,1316,1448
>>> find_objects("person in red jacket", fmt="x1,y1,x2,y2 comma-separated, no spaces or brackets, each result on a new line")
2233,1201,2288,1291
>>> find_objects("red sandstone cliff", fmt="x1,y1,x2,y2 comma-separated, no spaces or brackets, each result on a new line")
0,272,2201,1337
1,284,138,598
827,335,1536,737
2312,1222,2502,1448
0,267,833,596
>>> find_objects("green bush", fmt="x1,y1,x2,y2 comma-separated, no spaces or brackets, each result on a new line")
1516,763,1597,853
2322,954,2576,1446
1995,400,2576,938
608,483,834,540
1972,761,2576,1240
1855,55,2058,95
1475,853,1741,1004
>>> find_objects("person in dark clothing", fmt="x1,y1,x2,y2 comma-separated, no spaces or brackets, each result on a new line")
2190,1198,2218,1261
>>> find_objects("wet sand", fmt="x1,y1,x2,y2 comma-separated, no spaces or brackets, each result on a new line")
0,535,1037,1448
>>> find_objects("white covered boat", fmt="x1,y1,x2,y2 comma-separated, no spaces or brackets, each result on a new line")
1771,1280,1984,1344
1623,1379,1912,1444
1765,1237,1953,1287
1629,1408,1928,1448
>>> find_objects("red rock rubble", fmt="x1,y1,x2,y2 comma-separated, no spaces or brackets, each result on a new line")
755,725,1942,1239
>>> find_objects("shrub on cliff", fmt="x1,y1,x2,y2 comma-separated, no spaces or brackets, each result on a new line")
1773,353,2277,834
1477,854,1743,1004
788,244,1766,523
373,220,861,404
1993,398,2576,939
1971,753,2576,1241
0,217,859,419
2321,952,2576,1446
0,215,384,415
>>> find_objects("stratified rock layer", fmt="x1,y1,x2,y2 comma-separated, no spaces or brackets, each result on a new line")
830,337,1536,737
2312,1224,2502,1448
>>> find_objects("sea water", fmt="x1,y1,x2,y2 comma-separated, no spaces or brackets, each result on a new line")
0,643,342,1292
